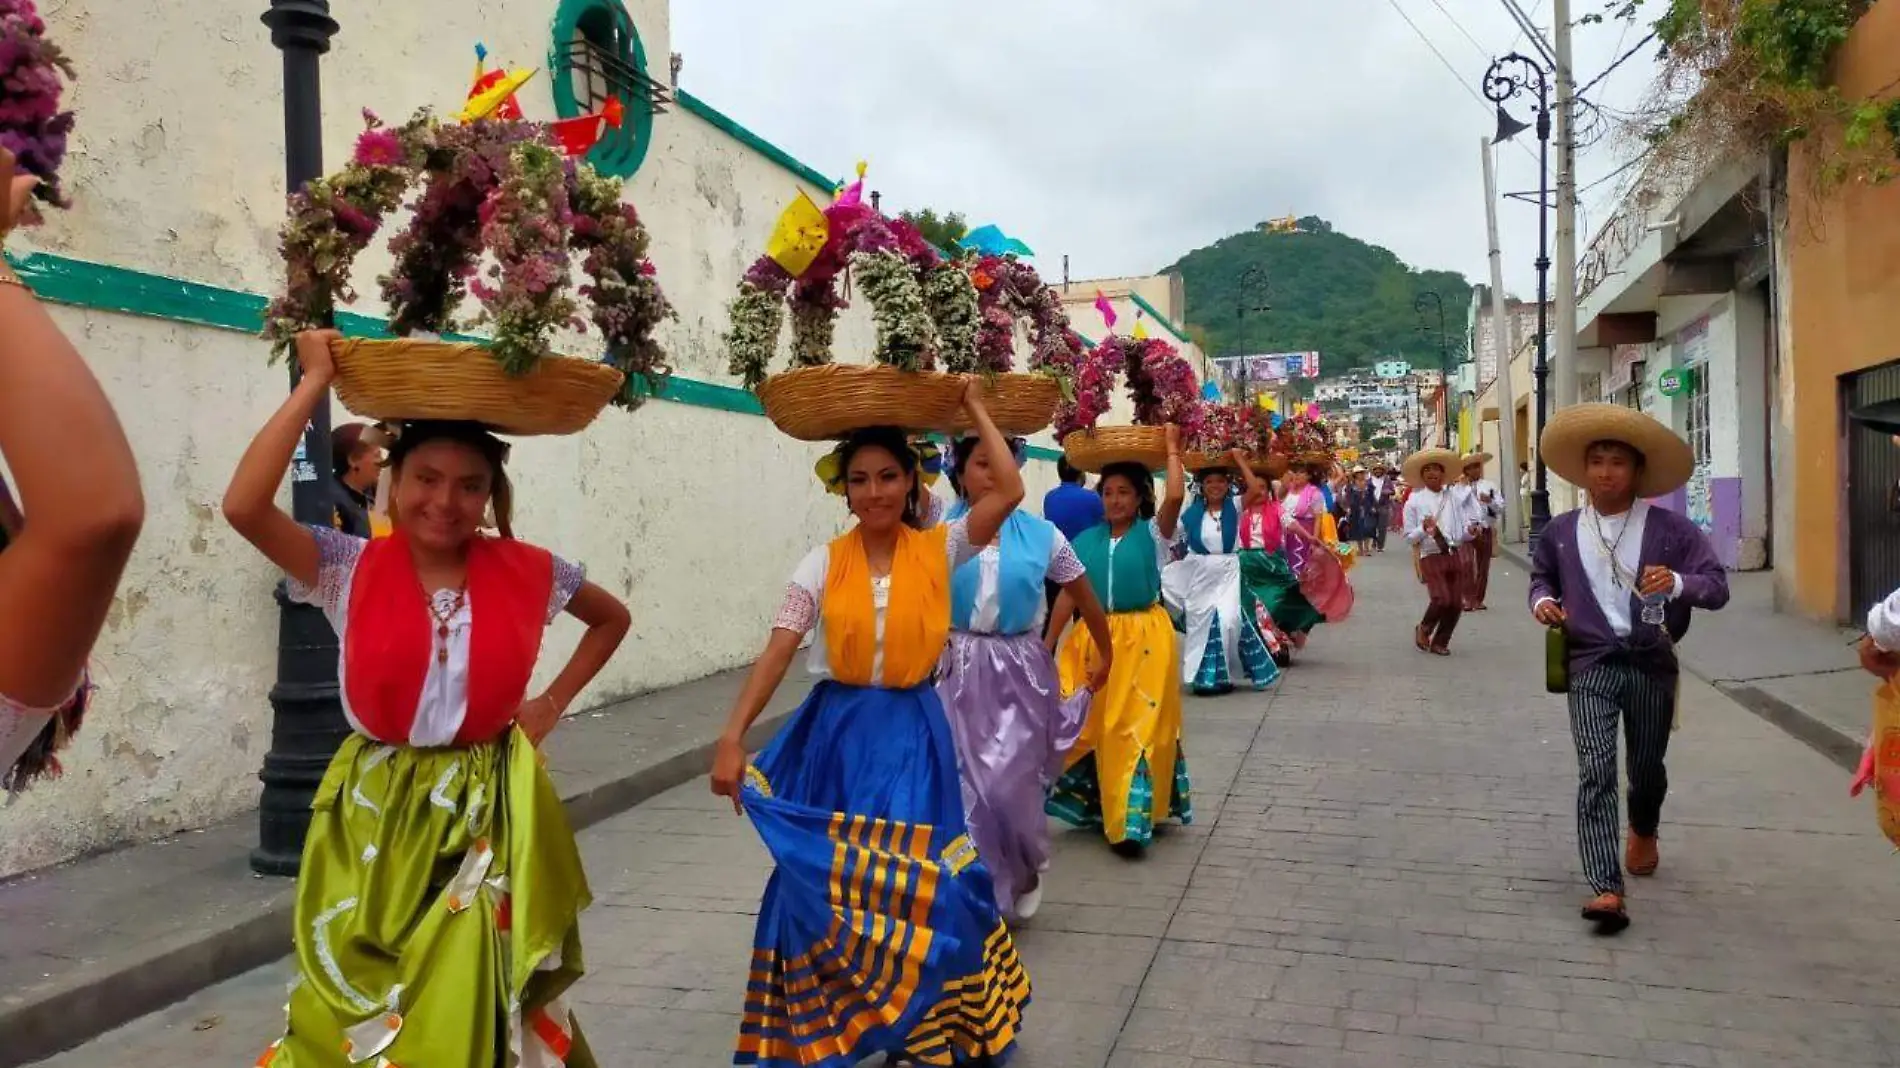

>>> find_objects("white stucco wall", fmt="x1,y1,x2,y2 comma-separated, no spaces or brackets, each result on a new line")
0,0,1060,876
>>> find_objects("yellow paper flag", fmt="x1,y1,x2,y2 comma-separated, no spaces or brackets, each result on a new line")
460,68,536,123
766,190,830,278
1132,319,1149,340
1257,394,1277,411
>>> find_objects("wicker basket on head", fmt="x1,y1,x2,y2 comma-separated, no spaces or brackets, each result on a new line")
1062,426,1170,474
331,337,625,436
946,373,1061,437
758,364,969,441
1253,453,1291,479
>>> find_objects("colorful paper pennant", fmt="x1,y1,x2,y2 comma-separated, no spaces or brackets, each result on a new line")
766,190,830,278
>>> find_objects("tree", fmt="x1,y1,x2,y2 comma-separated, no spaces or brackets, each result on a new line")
898,208,969,252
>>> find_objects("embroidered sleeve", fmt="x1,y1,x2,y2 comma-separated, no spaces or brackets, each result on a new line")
945,517,978,569
773,546,828,634
546,554,587,623
1047,533,1086,585
772,583,819,634
285,525,366,618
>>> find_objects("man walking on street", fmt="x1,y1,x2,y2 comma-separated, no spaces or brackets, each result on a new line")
1402,447,1481,656
1528,404,1728,934
1459,452,1502,611
1042,457,1104,614
1369,463,1396,554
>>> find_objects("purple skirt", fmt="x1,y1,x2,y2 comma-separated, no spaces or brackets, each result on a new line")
936,630,1091,920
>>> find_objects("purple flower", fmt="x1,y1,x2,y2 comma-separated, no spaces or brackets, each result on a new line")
352,129,405,167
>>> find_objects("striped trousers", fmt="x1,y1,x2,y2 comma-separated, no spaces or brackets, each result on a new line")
1567,656,1676,895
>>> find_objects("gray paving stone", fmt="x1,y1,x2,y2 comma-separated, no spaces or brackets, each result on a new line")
32,555,1900,1067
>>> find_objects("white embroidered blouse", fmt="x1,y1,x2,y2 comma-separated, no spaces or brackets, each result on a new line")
287,527,587,747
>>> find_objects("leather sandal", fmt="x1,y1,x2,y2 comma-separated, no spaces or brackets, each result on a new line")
1581,892,1630,933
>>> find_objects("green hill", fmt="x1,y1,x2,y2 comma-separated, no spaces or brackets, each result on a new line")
1164,217,1472,379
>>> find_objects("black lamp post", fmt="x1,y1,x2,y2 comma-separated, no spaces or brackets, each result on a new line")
1484,51,1552,551
1234,265,1270,406
254,0,345,877
1413,291,1454,449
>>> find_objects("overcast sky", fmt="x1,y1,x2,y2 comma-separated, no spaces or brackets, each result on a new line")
672,1,1659,304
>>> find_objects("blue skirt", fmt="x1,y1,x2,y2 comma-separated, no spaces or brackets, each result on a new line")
735,680,1030,1067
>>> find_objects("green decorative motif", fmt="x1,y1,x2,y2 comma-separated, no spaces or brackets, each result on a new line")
549,0,654,180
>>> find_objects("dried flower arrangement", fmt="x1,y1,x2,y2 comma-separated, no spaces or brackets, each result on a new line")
0,0,74,209
263,108,674,412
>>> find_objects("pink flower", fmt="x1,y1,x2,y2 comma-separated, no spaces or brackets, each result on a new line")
352,129,405,167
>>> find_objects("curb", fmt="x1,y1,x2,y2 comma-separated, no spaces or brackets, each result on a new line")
1,710,791,1068
1495,544,1860,773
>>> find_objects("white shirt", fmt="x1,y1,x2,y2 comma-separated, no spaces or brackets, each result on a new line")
1869,588,1900,652
965,533,1086,635
1464,480,1503,527
1531,501,1683,637
776,519,979,681
288,527,587,746
1403,486,1481,556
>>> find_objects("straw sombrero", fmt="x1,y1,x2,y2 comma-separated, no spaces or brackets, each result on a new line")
1460,451,1493,469
1401,447,1460,484
1539,403,1693,499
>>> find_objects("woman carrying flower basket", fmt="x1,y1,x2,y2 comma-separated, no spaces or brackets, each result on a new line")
226,332,633,1068
1045,428,1189,858
709,381,1032,1068
1163,450,1281,696
936,433,1111,923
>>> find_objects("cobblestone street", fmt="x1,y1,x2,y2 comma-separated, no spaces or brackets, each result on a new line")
40,552,1900,1067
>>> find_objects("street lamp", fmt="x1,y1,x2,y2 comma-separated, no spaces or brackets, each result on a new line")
1413,291,1453,449
1483,51,1552,551
254,0,345,876
1233,266,1271,407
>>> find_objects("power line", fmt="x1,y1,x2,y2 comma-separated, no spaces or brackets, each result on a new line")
1576,31,1657,99
1424,0,1493,62
1381,0,1539,162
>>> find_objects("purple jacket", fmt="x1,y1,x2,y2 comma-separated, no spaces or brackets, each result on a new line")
1528,507,1729,676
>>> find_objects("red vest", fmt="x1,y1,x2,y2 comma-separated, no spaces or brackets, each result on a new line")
342,531,554,746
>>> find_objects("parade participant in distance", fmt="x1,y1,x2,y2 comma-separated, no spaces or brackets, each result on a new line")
1459,451,1502,610
1402,447,1482,656
1528,404,1728,933
226,330,632,1066
1046,428,1188,857
1164,450,1280,696
937,433,1108,921
710,381,1032,1067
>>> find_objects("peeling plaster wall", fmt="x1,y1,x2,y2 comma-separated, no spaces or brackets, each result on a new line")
0,0,1058,876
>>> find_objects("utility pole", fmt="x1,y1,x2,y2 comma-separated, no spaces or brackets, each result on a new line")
1481,138,1523,544
1551,0,1579,510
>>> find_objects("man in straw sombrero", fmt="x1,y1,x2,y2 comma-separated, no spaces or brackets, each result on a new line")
1527,403,1728,934
1400,446,1485,655
1458,451,1503,611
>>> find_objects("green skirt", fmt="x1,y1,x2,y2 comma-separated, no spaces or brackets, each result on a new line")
259,728,594,1067
1239,548,1324,636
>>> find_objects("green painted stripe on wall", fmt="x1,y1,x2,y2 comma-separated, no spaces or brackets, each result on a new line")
1128,291,1191,343
3,250,1061,458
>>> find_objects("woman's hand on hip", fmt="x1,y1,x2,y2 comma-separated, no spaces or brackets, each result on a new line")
1087,649,1113,693
516,693,564,746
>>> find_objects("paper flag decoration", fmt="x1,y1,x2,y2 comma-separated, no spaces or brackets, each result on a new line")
1093,291,1117,331
462,67,535,123
1201,381,1222,401
1258,394,1277,411
1271,412,1285,429
1132,318,1149,340
957,224,1035,257
551,97,625,156
1306,402,1321,420
766,190,830,278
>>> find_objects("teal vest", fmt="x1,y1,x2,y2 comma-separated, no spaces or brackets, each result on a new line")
1181,495,1239,555
1072,519,1163,613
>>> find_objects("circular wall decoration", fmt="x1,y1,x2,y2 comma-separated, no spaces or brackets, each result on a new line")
550,0,656,179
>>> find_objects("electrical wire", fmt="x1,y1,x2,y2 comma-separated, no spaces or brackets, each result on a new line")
1577,31,1657,99
1500,0,1555,63
1381,0,1539,161
1424,0,1493,62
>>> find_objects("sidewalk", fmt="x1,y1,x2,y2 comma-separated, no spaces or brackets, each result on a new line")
1496,545,1871,770
0,666,811,1068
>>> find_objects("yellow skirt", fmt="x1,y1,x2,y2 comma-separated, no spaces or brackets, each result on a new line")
1047,604,1189,845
